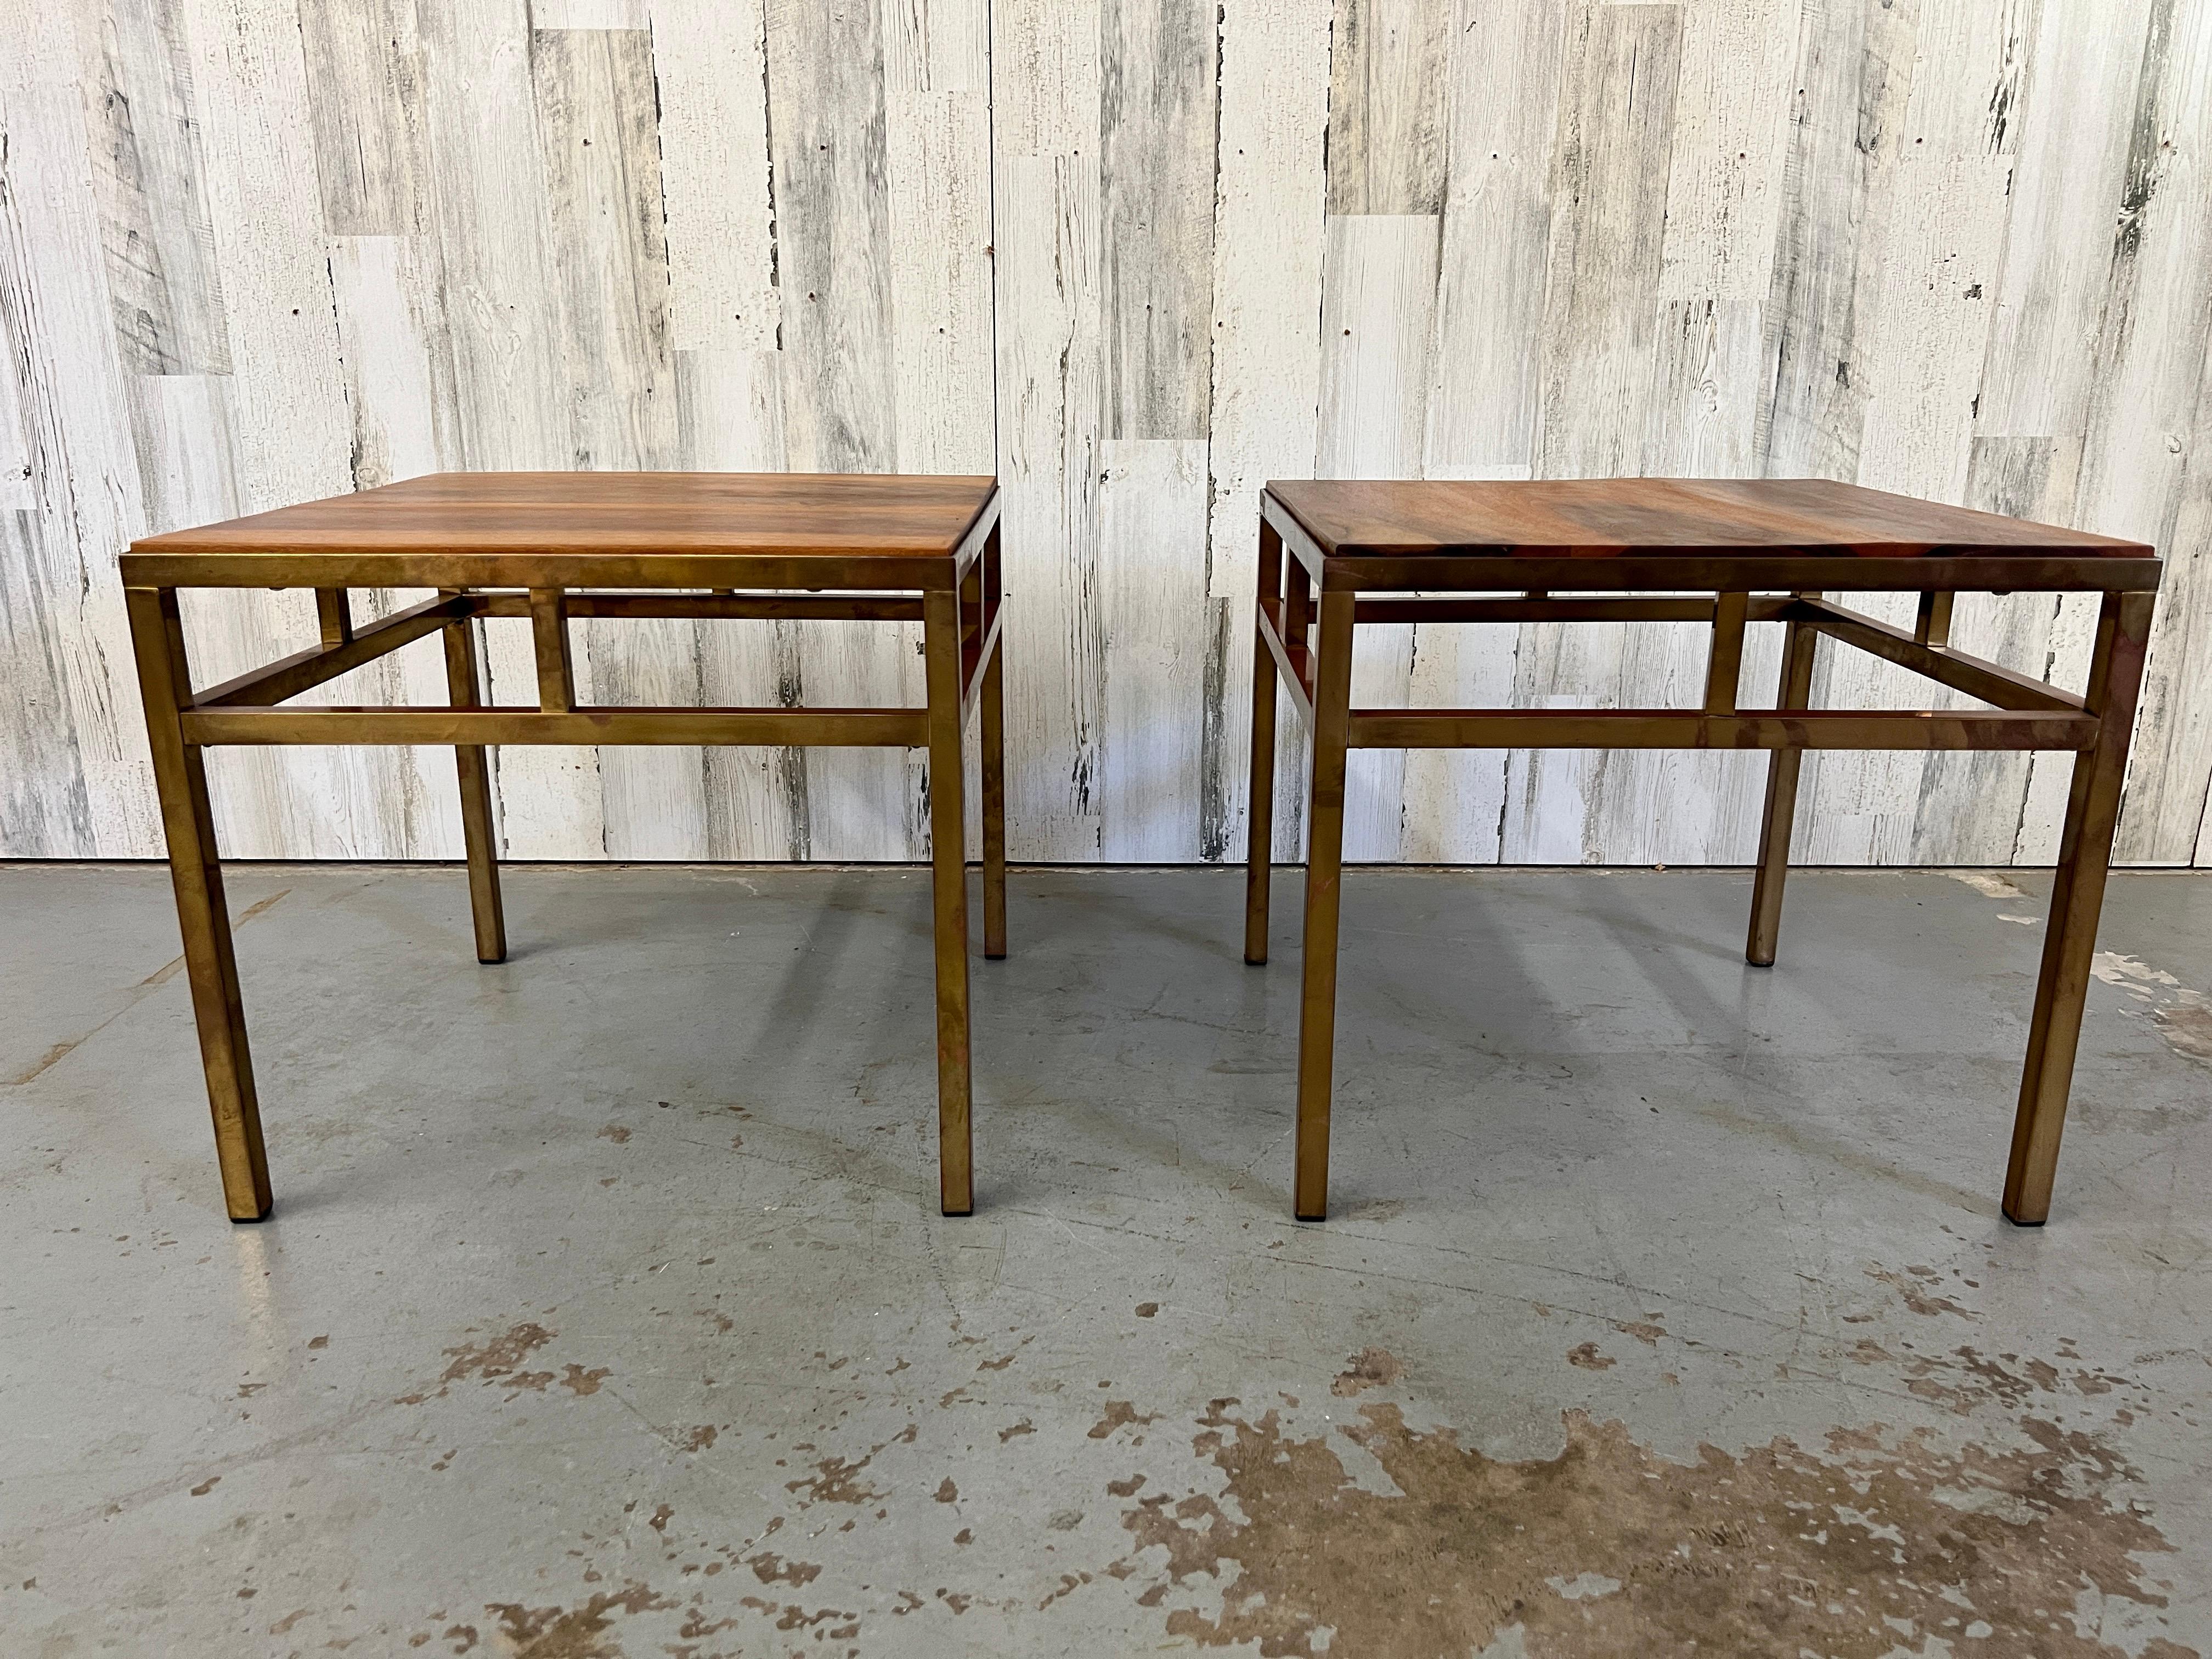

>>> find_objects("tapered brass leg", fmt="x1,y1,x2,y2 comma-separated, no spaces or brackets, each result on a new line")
923,589,975,1215
1244,520,1283,966
1293,589,1356,1221
2004,590,2154,1225
125,586,273,1222
980,528,1008,961
441,603,506,964
1747,611,1820,966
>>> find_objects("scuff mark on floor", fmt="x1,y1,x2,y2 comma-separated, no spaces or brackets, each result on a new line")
2092,951,2212,1067
5,891,294,1086
1119,1398,2192,1658
1947,871,2026,899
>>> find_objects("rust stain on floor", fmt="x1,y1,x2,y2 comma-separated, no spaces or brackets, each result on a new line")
1119,1398,2193,1658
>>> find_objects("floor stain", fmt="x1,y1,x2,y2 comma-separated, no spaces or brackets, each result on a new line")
1331,1348,1403,1397
441,1323,556,1386
1089,1401,1160,1440
483,1582,668,1658
1567,1342,1615,1372
1120,1399,2193,1658
2154,997,2212,1063
1867,1266,1978,1321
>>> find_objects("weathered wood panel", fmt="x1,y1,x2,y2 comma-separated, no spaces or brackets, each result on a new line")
1204,0,1331,864
2,0,2208,872
992,0,1105,861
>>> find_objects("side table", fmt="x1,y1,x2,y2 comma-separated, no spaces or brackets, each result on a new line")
123,472,1006,1220
1242,478,2160,1225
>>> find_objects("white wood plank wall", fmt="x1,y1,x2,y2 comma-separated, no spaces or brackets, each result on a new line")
3,0,2208,866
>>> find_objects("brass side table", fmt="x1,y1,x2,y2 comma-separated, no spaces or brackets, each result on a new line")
1242,478,2160,1224
123,472,1007,1221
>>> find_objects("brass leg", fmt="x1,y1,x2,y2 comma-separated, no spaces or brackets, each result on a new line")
2004,590,2154,1225
980,528,1008,961
1746,610,1819,966
1244,520,1283,966
125,587,273,1222
441,603,506,964
1293,589,1356,1222
923,588,975,1215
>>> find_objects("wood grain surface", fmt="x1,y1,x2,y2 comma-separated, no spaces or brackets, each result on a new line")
4,0,2209,867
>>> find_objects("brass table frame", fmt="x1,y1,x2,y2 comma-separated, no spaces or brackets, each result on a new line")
121,497,1006,1223
1242,488,2158,1226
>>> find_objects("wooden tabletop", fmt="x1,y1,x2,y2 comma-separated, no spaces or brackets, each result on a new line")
1263,478,2160,593
123,472,1001,590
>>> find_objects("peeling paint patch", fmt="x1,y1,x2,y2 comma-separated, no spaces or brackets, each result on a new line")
439,1323,556,1388
1089,1400,1160,1439
2094,951,2181,996
1121,1401,2192,1658
485,1582,668,1658
1867,1266,1979,1320
1331,1347,1403,1397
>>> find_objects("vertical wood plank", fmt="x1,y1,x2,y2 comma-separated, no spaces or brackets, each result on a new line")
295,0,426,236
1798,0,2024,868
885,0,996,857
766,0,913,861
1514,1,1682,865
1425,0,1563,479
534,25,703,861
1632,0,1798,864
77,0,233,376
1097,0,1216,861
992,0,1105,860
1203,0,1330,865
417,0,603,858
1318,213,1438,863
677,347,811,861
1098,438,1209,859
180,0,442,860
1913,0,2155,866
1756,0,1921,483
5,3,166,856
2098,0,2212,862
1325,0,1450,216
650,0,778,355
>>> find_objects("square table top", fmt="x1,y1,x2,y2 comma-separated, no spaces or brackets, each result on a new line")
1262,478,2161,593
123,472,1001,591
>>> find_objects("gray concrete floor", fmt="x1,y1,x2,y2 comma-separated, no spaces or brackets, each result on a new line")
2,862,2209,1658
